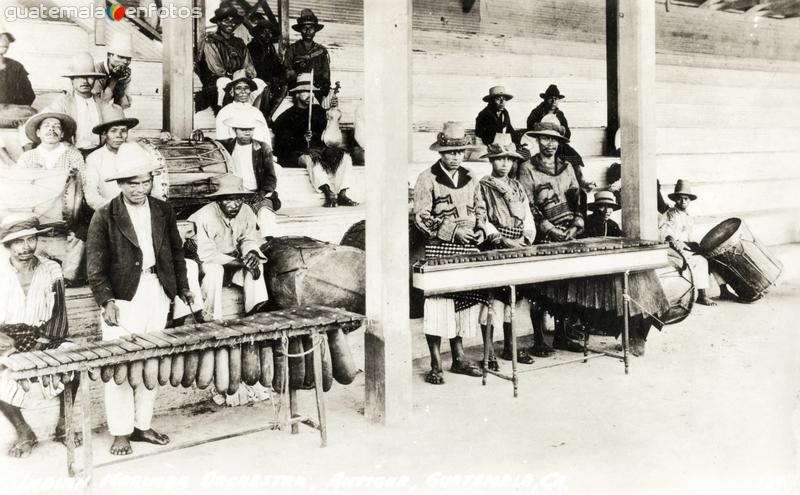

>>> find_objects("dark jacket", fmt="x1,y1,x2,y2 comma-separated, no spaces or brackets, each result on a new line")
218,138,278,195
0,58,36,106
582,213,623,238
526,103,571,139
475,106,515,145
87,195,189,307
272,104,327,167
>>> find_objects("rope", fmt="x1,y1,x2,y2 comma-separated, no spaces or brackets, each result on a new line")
275,333,323,357
622,294,667,328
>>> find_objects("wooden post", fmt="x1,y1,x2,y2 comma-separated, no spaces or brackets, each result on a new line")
278,0,291,59
161,0,194,138
363,0,413,425
605,0,619,156
94,0,106,46
617,0,658,239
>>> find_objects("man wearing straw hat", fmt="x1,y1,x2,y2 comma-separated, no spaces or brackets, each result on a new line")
15,112,83,172
187,174,269,321
0,213,81,458
582,190,623,238
472,86,516,160
94,32,134,109
86,142,194,455
273,73,357,207
284,8,331,104
215,69,270,144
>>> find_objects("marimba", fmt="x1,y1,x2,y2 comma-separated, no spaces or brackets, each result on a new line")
412,238,670,396
0,306,365,486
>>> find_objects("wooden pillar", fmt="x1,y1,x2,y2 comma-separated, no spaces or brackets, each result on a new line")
94,0,106,46
363,0,413,425
278,0,291,59
617,0,658,239
605,0,619,156
162,0,194,138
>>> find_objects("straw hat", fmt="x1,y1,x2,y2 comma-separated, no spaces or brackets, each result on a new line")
523,122,569,143
482,86,513,103
223,114,260,130
224,69,257,93
62,52,104,78
588,191,620,211
668,179,697,201
481,133,523,160
23,112,77,144
292,9,324,32
207,174,250,198
288,72,319,93
0,19,15,43
92,104,139,135
106,32,134,58
104,142,159,182
540,84,565,100
0,214,52,245
429,122,476,152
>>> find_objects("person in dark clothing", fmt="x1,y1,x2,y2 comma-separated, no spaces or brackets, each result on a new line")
582,191,623,238
474,85,516,149
284,9,331,104
0,27,37,128
247,14,287,124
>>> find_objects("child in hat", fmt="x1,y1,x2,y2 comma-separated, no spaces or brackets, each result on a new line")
582,191,623,238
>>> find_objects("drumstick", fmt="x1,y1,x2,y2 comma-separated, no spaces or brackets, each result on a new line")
307,69,314,148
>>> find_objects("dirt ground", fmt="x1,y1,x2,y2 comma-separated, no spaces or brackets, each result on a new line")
1,280,799,495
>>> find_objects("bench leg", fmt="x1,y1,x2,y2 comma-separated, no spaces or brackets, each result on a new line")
312,334,327,447
63,379,76,477
80,370,93,488
289,387,299,434
510,286,518,398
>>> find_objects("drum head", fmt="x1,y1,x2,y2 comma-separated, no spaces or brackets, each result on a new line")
656,248,695,326
700,217,741,254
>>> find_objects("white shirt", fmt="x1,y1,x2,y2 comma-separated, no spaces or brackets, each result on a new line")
35,143,69,170
72,95,101,150
124,198,156,270
438,162,460,187
83,146,122,209
231,143,258,191
215,102,271,144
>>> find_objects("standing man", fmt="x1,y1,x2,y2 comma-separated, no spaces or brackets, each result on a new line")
86,142,194,456
472,86,515,160
413,122,488,384
273,74,356,208
284,9,331,104
94,33,134,109
0,214,81,458
188,174,269,321
248,13,287,124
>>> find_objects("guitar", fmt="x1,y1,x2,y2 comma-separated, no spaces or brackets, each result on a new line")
322,81,344,148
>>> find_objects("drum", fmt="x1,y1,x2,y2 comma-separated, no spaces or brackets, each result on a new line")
654,248,695,327
700,218,783,302
264,236,365,316
137,138,231,217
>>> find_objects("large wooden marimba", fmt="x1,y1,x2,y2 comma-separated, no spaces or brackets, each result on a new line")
412,238,670,396
0,306,365,486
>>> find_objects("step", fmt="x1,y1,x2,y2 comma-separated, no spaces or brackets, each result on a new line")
276,204,365,244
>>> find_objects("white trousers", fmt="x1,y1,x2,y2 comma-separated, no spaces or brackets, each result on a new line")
101,273,170,436
688,253,710,290
201,263,269,321
479,299,514,328
172,259,205,319
298,153,353,193
255,208,279,237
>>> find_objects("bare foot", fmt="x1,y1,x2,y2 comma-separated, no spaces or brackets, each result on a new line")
110,436,132,456
424,368,444,385
130,428,170,446
696,297,717,306
8,430,38,458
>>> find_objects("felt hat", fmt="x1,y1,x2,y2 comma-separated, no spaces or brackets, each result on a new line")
207,174,250,198
540,84,565,100
104,142,160,182
288,72,319,93
292,9,324,32
224,69,257,93
223,114,259,129
429,122,477,152
23,112,77,144
481,133,523,160
106,32,134,58
210,5,243,24
482,86,513,103
62,52,104,78
588,191,621,211
524,121,569,143
251,13,281,36
92,104,139,135
668,179,697,201
0,20,15,43
0,213,52,245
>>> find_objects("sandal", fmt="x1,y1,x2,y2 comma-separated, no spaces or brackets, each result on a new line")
500,350,535,364
479,356,500,372
8,437,38,458
450,360,482,377
424,368,445,385
531,342,555,358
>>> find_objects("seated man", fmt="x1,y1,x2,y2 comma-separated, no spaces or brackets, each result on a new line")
659,180,732,306
0,214,81,458
471,86,515,161
188,174,269,321
273,73,357,208
0,25,36,127
215,70,270,144
582,191,623,238
218,114,280,236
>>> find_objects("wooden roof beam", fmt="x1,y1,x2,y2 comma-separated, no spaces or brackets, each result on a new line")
761,0,800,17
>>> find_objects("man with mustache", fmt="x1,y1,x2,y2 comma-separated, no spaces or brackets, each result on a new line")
15,112,83,172
0,214,81,458
93,33,134,109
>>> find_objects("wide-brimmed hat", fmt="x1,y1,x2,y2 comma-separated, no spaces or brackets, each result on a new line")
106,32,134,58
524,122,569,143
104,142,160,182
540,84,565,100
251,13,281,36
429,122,476,152
62,52,104,78
207,174,250,198
482,86,513,103
668,179,697,201
210,5,243,24
0,20,15,43
292,9,324,32
589,191,621,211
0,213,52,245
481,133,523,160
224,69,257,93
288,72,319,93
223,114,259,129
23,112,77,144
92,104,139,135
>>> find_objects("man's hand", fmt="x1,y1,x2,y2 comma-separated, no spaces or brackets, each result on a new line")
330,95,339,108
453,226,478,245
179,289,195,307
103,300,120,327
563,226,579,241
487,233,503,247
501,237,524,249
304,130,313,144
242,251,262,279
548,228,567,242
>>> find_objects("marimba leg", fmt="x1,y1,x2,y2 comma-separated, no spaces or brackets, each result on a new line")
289,387,299,435
510,286,518,398
312,334,327,447
80,370,93,487
482,298,494,386
63,380,76,477
622,271,630,375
